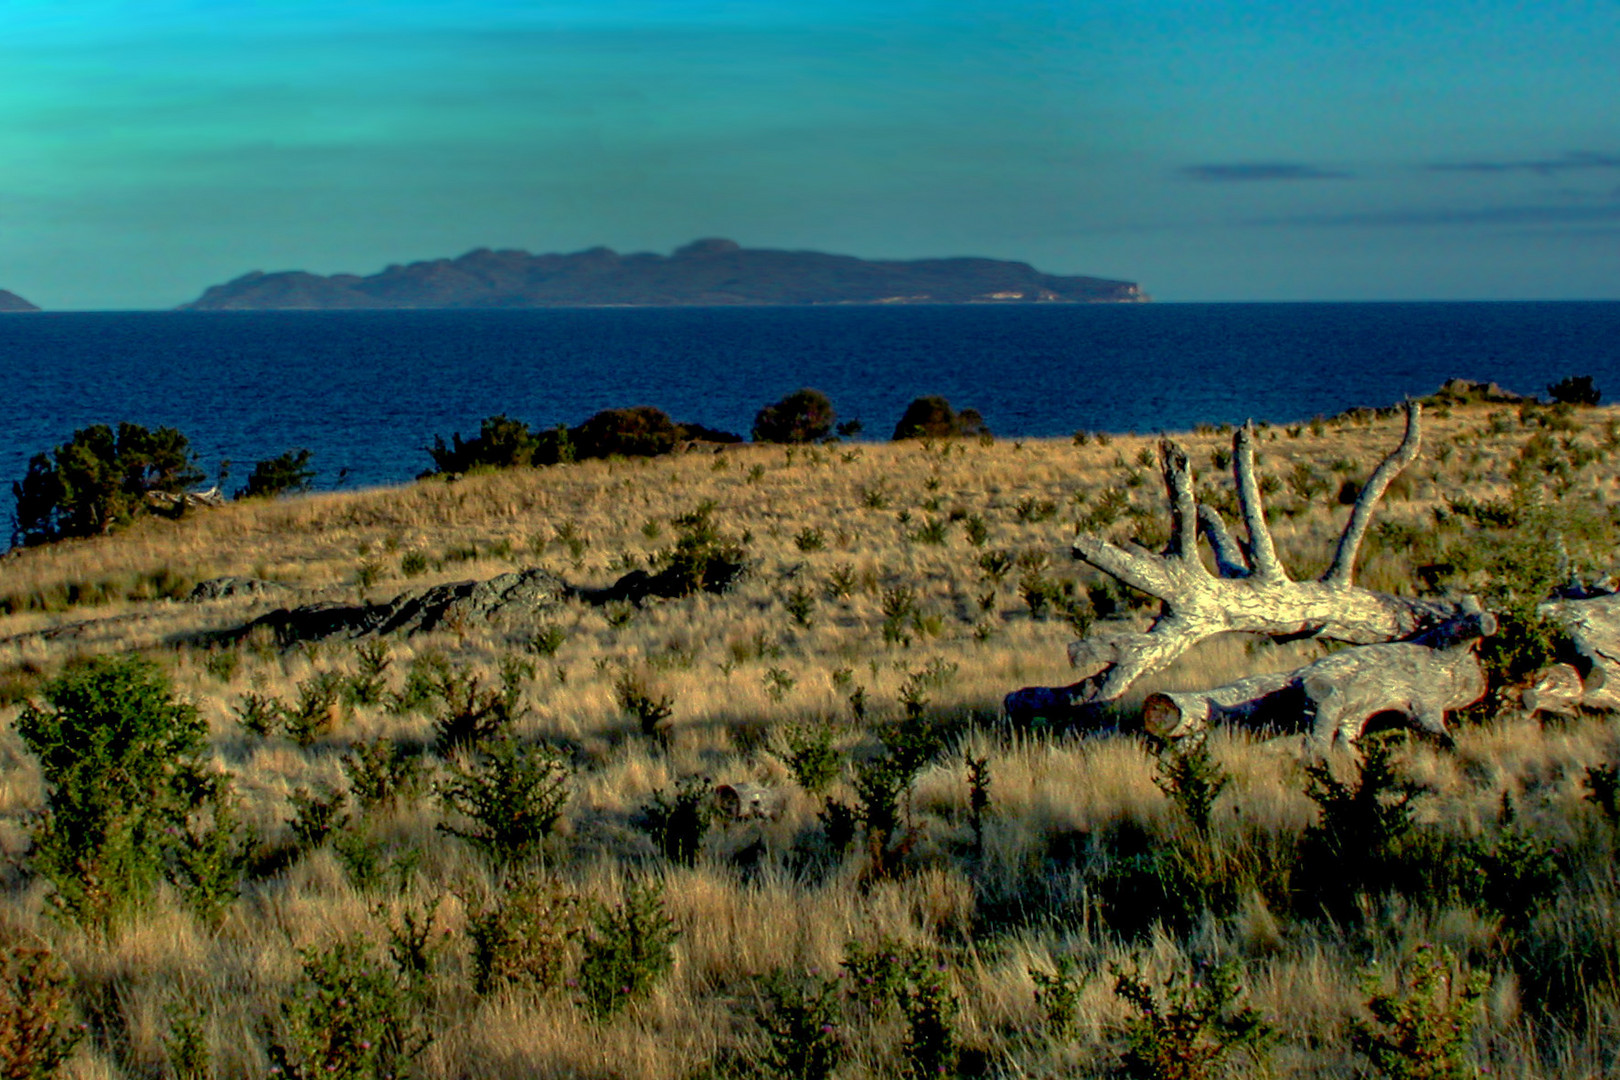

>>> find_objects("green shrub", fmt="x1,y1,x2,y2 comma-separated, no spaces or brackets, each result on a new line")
1155,739,1230,840
426,414,553,475
466,876,585,995
1546,375,1600,406
841,938,929,1012
900,962,960,1078
891,397,990,441
0,945,82,1080
283,670,348,747
163,992,211,1080
238,448,315,499
571,406,683,459
437,737,570,866
1031,956,1086,1042
233,691,284,737
578,878,679,1017
614,671,675,740
1111,957,1275,1080
430,667,524,752
652,501,749,597
782,724,843,796
637,777,714,866
752,969,847,1080
12,421,204,544
16,655,209,931
341,738,427,814
1350,944,1487,1080
331,828,420,894
754,388,836,444
288,785,350,851
1296,733,1428,918
268,938,428,1080
169,778,256,927
343,641,392,708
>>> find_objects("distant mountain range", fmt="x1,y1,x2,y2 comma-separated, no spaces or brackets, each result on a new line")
0,289,39,312
178,239,1145,310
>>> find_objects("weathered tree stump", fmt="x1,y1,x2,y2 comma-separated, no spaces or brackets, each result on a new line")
1142,607,1496,750
1541,592,1620,711
1064,403,1467,708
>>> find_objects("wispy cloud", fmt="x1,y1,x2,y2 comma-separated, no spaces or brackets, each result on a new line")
1256,201,1620,228
1427,151,1620,176
1179,163,1351,182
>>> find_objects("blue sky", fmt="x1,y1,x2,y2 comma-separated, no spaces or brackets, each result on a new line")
2,1,1616,307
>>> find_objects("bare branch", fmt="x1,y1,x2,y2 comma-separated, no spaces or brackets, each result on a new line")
1197,505,1250,578
1161,440,1200,564
1234,422,1285,581
1324,401,1422,588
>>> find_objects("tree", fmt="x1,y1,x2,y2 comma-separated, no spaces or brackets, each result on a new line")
1547,375,1601,406
239,448,316,499
16,656,210,931
12,422,204,544
891,396,990,440
753,388,836,444
426,414,544,475
572,406,684,459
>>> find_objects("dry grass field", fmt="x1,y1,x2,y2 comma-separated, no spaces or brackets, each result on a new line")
3,394,1619,1079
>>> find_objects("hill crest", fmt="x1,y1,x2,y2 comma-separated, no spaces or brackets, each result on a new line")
179,240,1144,310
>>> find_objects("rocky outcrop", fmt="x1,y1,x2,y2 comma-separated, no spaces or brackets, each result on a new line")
0,289,40,312
179,240,1144,310
238,568,571,645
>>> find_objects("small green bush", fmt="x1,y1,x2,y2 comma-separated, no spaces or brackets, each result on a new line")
637,777,714,866
467,876,585,995
287,785,350,851
578,878,679,1017
16,655,210,931
1111,957,1275,1080
754,388,836,444
900,962,959,1078
0,945,82,1080
169,778,256,927
891,397,990,441
341,737,427,814
1031,957,1086,1042
1546,374,1600,406
752,969,847,1080
268,937,428,1080
1296,733,1427,917
782,724,843,796
238,448,315,499
1350,944,1487,1080
437,737,570,866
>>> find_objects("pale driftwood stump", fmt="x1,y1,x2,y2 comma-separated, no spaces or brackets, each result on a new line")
1541,592,1620,711
1143,608,1496,750
1065,403,1467,710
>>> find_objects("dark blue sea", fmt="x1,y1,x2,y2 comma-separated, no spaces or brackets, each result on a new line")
2,302,1617,495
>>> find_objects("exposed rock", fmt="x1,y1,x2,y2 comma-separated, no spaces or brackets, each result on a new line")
238,568,570,645
188,577,293,602
1427,378,1529,404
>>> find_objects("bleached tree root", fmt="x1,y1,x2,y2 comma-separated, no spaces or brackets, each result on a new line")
1065,402,1468,707
1141,607,1496,750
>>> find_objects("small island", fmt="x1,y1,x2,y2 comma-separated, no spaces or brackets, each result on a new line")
178,238,1145,310
0,288,40,312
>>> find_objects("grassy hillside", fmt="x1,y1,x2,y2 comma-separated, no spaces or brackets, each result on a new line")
2,398,1618,1078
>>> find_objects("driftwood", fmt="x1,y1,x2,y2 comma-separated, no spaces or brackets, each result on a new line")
1065,402,1464,708
1540,592,1620,711
1142,606,1496,749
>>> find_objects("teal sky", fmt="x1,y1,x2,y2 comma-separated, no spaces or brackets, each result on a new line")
2,1,1617,308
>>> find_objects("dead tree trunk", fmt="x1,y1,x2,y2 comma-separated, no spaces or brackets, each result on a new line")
1142,606,1496,750
1066,402,1465,707
1541,592,1620,711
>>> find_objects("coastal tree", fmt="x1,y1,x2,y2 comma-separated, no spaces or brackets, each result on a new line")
892,396,990,440
11,421,204,544
239,448,317,499
753,388,836,444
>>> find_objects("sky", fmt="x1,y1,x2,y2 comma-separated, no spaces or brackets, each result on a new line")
1,1,1617,308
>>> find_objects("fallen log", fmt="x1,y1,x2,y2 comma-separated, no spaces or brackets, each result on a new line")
1541,591,1620,711
1065,403,1466,706
1142,606,1496,750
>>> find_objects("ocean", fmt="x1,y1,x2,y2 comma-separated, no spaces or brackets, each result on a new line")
2,302,1617,495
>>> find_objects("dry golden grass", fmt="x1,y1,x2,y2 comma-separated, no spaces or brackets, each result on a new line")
2,399,1619,1078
